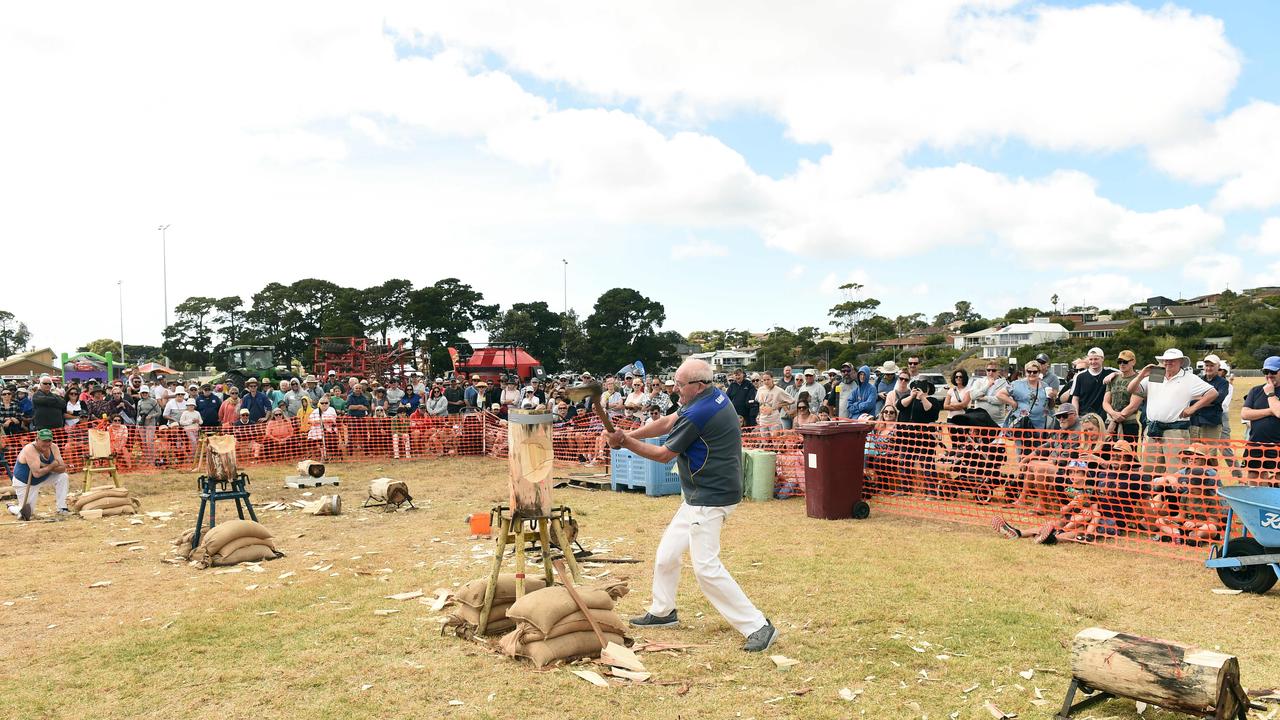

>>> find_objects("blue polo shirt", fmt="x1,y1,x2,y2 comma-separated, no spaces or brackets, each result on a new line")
663,386,743,507
346,392,370,418
240,391,272,423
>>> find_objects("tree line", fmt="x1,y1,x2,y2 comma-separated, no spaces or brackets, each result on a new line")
149,280,682,376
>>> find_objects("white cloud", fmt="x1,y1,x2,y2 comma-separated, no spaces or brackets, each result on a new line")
1151,101,1280,211
764,163,1223,266
0,2,1258,347
670,239,729,260
348,115,393,147
1046,274,1153,311
1240,218,1280,254
1183,253,1244,294
786,264,806,280
406,3,1237,154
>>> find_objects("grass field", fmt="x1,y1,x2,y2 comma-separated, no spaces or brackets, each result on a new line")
2,456,1278,720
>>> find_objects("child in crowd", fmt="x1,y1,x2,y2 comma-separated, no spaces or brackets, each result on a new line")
993,461,1101,544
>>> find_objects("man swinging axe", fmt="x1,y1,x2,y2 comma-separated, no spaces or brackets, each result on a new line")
7,429,71,520
601,358,777,652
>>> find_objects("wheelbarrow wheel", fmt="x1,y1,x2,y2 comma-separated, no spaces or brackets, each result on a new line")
851,501,871,520
1216,536,1279,594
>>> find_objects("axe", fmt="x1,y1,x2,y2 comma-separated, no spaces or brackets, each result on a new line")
565,381,617,436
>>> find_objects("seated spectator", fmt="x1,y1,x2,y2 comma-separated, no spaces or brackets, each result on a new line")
232,407,264,460
295,395,314,436
391,406,412,459
865,406,899,494
643,405,664,427
520,386,540,411
178,399,203,459
993,461,1101,544
792,394,816,427
306,396,338,461
623,380,649,417
263,408,295,460
368,405,392,455
425,386,447,417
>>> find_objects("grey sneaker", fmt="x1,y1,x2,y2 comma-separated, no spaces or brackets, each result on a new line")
629,610,678,628
743,620,777,652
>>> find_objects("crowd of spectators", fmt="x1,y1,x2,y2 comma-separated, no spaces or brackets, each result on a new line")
3,348,1277,548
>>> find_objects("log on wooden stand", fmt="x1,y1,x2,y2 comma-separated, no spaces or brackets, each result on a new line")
206,435,238,482
507,412,555,518
1058,627,1255,719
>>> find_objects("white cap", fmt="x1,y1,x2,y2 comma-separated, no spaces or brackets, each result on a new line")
1156,348,1186,361
1087,347,1104,357
1203,353,1223,365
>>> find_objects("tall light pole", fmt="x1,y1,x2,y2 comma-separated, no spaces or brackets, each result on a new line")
118,280,126,367
157,224,171,334
561,259,569,367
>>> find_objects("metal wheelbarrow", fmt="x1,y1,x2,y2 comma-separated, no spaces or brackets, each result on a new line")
1205,485,1280,594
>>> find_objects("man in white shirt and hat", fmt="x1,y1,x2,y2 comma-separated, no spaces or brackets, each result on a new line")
1127,348,1218,474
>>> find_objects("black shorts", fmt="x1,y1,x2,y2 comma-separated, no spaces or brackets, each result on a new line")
1243,444,1279,471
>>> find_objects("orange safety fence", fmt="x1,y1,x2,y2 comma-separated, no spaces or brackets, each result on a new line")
5,412,1277,562
854,418,1275,560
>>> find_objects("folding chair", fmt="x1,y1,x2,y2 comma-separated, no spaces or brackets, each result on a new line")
83,428,121,492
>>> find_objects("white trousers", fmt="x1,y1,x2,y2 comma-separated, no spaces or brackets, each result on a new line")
8,473,70,516
648,502,766,637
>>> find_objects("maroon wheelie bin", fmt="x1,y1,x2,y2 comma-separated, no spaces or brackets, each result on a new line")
798,420,872,520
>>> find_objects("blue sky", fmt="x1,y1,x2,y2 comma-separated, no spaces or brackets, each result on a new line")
4,2,1280,350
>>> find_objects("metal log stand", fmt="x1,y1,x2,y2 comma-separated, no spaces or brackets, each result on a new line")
475,410,582,635
1057,627,1258,720
191,435,258,547
476,504,583,635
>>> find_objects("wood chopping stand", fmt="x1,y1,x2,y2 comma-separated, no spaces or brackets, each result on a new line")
477,411,582,636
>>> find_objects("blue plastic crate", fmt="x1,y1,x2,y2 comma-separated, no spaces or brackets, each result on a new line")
610,435,682,497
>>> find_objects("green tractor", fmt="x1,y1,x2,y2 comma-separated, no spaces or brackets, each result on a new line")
219,345,297,392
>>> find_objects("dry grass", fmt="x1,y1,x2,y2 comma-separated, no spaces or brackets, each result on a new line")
1,456,1278,720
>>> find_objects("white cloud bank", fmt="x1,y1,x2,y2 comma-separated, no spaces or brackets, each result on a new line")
0,1,1272,344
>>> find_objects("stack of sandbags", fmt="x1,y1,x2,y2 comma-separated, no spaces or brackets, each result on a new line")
498,585,631,668
446,574,547,636
174,519,283,568
73,485,140,518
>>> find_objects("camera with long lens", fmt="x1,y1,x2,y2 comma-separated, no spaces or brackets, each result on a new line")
908,379,934,395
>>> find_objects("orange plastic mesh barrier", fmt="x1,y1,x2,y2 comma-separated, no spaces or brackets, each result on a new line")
856,418,1272,560
6,412,1276,561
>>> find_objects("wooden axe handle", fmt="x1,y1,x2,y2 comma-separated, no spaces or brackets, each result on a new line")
552,558,608,650
594,399,616,434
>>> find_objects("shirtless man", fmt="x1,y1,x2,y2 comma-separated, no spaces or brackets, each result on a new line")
7,429,70,520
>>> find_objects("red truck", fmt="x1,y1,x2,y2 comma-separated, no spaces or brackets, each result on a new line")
448,344,545,385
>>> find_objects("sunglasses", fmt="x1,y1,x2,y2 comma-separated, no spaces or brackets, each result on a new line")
1026,369,1040,374
907,361,919,365
1118,359,1131,364
1265,370,1277,376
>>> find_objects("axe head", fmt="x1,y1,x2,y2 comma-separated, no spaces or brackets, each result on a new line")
564,381,603,404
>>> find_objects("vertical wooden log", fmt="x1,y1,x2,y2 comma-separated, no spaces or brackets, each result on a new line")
1070,627,1236,715
207,435,238,482
508,418,554,518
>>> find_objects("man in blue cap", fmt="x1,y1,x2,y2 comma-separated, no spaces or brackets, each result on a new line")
1241,355,1280,480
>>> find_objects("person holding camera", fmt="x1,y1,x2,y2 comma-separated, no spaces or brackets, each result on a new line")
895,376,943,495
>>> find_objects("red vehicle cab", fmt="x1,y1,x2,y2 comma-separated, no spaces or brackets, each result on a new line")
448,344,544,386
